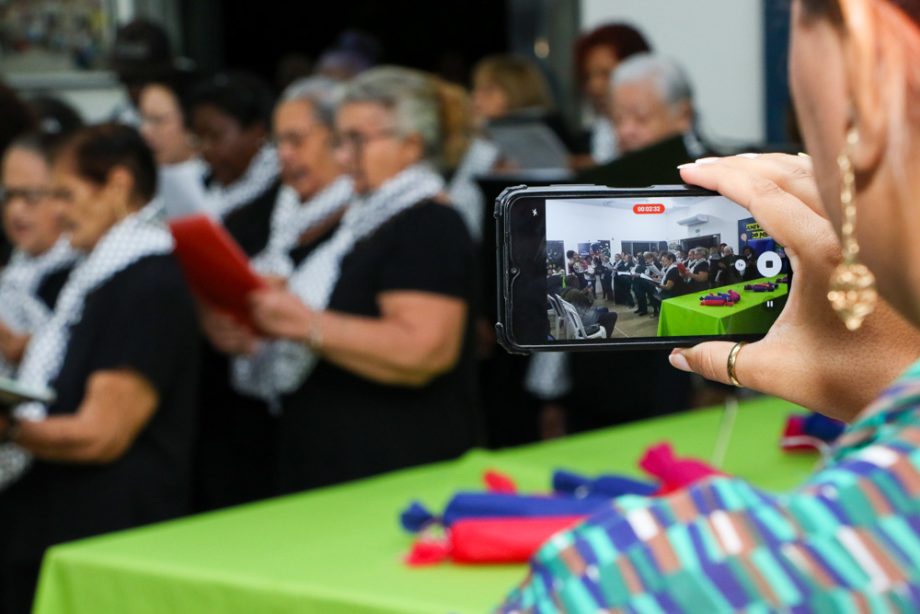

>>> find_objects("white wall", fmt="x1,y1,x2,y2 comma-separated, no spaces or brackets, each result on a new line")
581,0,765,145
547,196,744,258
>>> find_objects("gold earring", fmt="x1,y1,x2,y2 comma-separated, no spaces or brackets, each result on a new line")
827,128,878,331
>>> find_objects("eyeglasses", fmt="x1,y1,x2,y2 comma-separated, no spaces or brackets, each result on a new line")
0,187,54,207
273,125,327,149
333,128,399,153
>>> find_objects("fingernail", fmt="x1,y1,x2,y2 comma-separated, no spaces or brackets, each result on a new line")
798,152,811,159
668,351,692,372
694,157,720,165
677,163,695,169
737,153,761,159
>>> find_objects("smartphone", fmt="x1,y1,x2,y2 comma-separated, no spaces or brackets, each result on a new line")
495,184,790,354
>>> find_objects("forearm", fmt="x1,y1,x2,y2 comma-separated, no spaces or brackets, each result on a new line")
311,309,463,386
15,416,118,463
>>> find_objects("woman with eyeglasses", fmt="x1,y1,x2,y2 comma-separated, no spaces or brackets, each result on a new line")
194,77,353,510
499,0,920,610
0,124,199,613
232,67,478,493
0,130,80,378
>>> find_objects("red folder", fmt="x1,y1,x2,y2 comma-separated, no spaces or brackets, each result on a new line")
168,214,267,329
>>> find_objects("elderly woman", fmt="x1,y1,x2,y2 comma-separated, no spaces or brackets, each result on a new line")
233,67,478,492
500,0,920,610
0,132,79,377
573,23,652,164
0,124,198,613
195,77,353,510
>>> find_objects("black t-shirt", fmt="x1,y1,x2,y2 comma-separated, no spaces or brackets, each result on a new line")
278,200,479,492
222,180,282,258
0,254,199,565
661,266,684,298
35,264,75,310
688,259,710,292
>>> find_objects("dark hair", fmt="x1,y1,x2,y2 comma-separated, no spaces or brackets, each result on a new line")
0,81,37,158
146,68,199,127
566,250,576,258
662,252,676,263
61,124,158,202
574,24,652,85
187,71,275,130
802,0,920,25
110,18,174,84
26,96,84,143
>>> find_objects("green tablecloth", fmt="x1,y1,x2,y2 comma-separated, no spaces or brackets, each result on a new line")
657,277,789,337
34,397,816,614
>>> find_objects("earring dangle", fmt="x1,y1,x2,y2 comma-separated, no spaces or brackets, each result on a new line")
827,128,878,331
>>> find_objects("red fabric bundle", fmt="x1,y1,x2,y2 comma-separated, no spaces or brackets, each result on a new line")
405,516,585,566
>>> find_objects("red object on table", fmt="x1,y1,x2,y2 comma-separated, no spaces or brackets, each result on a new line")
405,516,586,566
169,214,267,330
639,442,724,495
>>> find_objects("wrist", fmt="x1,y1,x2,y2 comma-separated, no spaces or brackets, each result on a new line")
302,311,324,352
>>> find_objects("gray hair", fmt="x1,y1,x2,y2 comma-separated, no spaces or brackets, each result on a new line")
340,66,442,163
280,76,344,128
691,247,708,258
611,53,693,112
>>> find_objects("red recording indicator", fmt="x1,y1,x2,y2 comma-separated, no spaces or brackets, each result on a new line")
633,203,666,215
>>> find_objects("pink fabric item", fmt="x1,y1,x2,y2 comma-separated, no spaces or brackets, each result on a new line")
639,442,724,495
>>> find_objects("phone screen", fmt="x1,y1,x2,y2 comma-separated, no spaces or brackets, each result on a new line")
503,189,790,350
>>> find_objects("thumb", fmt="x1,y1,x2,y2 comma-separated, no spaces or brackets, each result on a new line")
668,342,739,387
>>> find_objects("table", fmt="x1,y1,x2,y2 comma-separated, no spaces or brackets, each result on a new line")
657,277,789,337
34,397,817,614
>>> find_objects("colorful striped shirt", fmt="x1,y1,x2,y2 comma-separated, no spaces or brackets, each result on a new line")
498,360,920,613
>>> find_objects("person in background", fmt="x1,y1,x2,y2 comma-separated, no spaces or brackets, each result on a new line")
0,82,38,267
230,66,479,492
658,251,684,299
0,124,199,614
741,244,758,280
576,53,711,188
501,0,920,608
681,246,711,292
572,23,652,165
187,71,280,256
0,130,81,377
194,77,353,511
471,54,574,160
139,72,198,168
108,19,186,127
314,30,381,81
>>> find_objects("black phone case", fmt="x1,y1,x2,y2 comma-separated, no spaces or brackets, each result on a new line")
494,184,771,355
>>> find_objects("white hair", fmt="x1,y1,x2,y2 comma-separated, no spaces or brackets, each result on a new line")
340,66,442,163
611,53,694,112
280,76,344,128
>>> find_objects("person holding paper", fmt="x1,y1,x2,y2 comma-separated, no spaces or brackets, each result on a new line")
0,124,199,613
194,77,353,511
0,131,80,377
232,67,478,492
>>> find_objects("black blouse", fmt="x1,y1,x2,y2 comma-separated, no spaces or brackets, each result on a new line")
222,180,283,258
277,200,479,492
0,254,199,607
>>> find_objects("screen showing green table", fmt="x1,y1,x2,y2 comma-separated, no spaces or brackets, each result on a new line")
657,278,788,337
34,398,815,614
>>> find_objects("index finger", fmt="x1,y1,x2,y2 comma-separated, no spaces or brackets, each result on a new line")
679,157,833,256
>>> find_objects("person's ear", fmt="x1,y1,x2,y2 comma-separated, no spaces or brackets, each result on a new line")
103,166,135,215
399,133,426,165
838,0,888,171
673,100,694,133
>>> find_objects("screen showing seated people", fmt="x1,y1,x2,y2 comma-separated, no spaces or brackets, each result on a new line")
544,195,788,341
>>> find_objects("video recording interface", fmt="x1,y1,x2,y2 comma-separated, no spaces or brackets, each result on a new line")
544,195,788,342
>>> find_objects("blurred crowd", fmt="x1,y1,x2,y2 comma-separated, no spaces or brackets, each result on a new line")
0,18,763,613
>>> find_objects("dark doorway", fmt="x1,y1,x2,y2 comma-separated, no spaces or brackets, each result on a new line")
200,0,509,89
681,234,721,252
